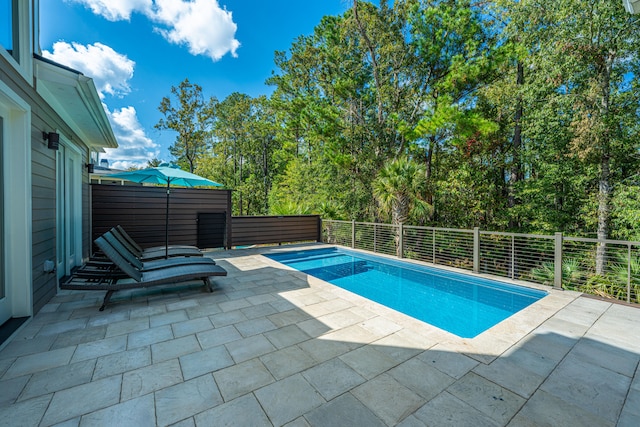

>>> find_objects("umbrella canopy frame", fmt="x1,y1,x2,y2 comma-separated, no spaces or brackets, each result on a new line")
107,165,223,258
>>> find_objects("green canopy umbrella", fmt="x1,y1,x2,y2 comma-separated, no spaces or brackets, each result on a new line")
108,164,223,258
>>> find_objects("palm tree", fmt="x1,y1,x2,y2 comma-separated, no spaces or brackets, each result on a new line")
373,157,431,255
373,157,431,225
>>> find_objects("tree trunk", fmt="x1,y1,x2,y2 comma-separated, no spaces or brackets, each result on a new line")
508,61,524,228
595,58,613,275
392,194,409,257
425,136,434,206
595,155,611,274
352,0,384,126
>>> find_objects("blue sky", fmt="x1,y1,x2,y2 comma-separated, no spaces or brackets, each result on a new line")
39,0,351,169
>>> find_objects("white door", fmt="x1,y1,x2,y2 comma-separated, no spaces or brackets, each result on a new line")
56,142,82,279
0,115,9,324
0,82,32,320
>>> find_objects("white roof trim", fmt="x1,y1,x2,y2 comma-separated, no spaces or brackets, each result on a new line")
624,0,640,13
34,56,118,150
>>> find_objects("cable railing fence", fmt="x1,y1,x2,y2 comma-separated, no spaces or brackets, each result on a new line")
321,220,640,304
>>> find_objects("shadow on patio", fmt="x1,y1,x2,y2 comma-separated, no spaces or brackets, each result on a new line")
0,247,638,426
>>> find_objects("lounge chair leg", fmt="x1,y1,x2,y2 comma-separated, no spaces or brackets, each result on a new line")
204,277,214,293
100,290,115,311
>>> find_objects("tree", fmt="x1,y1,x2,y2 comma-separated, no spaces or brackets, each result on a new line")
155,78,216,173
373,156,430,225
146,158,163,167
514,0,640,272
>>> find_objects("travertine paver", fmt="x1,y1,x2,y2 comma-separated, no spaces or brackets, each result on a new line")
154,374,222,426
263,324,310,349
260,345,317,380
304,393,386,427
71,335,127,363
3,346,75,379
339,345,400,379
0,394,52,427
36,318,88,337
195,325,242,349
179,345,234,380
121,359,183,401
194,394,271,426
413,392,499,427
127,325,173,349
149,310,189,328
93,347,151,380
471,354,545,398
302,358,366,400
224,334,275,363
447,372,526,425
539,355,631,423
0,376,29,406
80,393,156,426
416,344,479,379
0,335,56,359
171,316,214,338
0,245,639,427
151,335,201,363
254,374,324,426
352,373,424,425
508,389,613,426
234,317,277,337
388,357,456,401
105,316,149,337
213,358,275,401
19,359,96,401
50,325,107,350
40,375,121,425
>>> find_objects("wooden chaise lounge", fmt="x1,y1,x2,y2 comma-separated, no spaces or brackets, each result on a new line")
113,225,202,260
60,236,227,311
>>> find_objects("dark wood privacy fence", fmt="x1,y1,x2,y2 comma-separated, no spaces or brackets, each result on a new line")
231,215,321,246
92,185,321,249
92,184,231,249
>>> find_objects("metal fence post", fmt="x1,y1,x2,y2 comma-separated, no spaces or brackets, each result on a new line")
511,235,515,279
432,229,436,264
627,244,632,304
374,223,377,253
473,227,480,273
351,220,356,249
398,223,404,258
554,232,563,289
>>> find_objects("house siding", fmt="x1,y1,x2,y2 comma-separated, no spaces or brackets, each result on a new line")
1,54,94,314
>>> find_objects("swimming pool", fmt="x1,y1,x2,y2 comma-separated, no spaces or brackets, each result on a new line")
266,247,547,338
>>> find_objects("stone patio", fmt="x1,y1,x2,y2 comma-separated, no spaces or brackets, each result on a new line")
0,244,639,426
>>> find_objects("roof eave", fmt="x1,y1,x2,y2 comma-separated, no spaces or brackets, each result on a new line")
34,54,118,150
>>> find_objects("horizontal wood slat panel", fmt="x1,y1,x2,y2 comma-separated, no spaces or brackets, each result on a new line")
231,215,321,246
92,186,321,249
92,184,231,249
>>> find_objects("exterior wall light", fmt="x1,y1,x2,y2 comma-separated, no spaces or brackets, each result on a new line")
43,131,60,150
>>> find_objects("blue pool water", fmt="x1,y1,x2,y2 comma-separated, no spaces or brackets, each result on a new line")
266,248,547,338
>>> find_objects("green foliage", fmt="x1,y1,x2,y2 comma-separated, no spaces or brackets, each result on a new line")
155,78,216,173
373,156,431,225
610,183,640,241
154,0,640,251
530,258,583,288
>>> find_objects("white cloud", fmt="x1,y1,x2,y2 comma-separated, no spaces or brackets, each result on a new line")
42,42,135,98
44,41,157,167
68,0,240,61
151,0,240,61
103,106,160,169
67,0,152,21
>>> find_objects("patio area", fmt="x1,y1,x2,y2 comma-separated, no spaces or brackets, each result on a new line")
0,244,639,426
